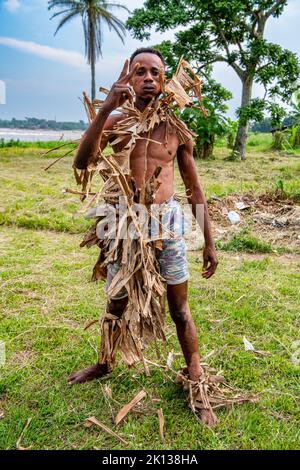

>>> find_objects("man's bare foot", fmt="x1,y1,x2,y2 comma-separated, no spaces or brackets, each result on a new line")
180,367,218,426
200,408,218,427
68,363,110,385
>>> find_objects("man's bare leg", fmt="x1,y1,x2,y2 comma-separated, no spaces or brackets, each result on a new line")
167,281,216,426
68,297,128,385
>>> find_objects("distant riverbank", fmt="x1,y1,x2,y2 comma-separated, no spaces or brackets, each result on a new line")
0,128,84,142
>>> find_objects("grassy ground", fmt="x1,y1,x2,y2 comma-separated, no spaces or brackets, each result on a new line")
0,138,299,450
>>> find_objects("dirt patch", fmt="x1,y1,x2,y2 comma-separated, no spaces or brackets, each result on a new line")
8,342,36,368
208,192,300,251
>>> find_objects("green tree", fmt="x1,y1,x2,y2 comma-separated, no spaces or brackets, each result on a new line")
127,0,300,160
155,43,232,158
156,43,232,158
181,79,232,159
48,0,128,100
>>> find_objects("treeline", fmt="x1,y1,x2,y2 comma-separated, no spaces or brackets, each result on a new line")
0,117,88,131
251,116,296,133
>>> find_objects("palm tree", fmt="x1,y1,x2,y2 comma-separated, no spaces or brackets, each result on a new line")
48,0,129,100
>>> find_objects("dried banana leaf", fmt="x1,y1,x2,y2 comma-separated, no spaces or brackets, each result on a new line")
176,367,258,426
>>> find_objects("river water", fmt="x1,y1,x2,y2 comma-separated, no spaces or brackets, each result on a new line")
0,128,84,142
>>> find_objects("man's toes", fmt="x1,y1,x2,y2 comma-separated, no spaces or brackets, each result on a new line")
68,372,82,385
68,375,77,384
67,373,77,383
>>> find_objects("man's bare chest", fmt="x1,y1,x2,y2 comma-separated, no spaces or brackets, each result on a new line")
111,122,180,167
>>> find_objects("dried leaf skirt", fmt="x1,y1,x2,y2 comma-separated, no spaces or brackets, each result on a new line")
77,161,167,374
98,236,166,372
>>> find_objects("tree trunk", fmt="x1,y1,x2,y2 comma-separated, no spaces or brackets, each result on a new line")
89,18,96,102
233,76,254,160
202,134,215,159
91,58,96,101
194,135,215,159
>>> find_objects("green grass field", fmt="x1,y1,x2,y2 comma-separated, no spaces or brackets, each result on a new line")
0,138,299,450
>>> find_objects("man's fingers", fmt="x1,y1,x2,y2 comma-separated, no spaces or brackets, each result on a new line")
202,248,218,279
117,61,139,87
114,84,132,91
202,268,212,279
203,266,213,277
202,258,210,277
202,262,217,279
115,85,133,95
115,86,133,102
125,62,140,81
117,59,129,80
202,267,211,277
202,256,218,278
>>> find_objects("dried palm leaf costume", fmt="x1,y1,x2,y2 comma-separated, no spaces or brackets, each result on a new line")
69,58,256,420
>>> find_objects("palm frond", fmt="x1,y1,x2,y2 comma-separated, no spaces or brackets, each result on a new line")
82,14,89,58
48,0,80,11
95,19,103,59
103,17,126,43
50,8,75,20
105,13,126,33
103,3,130,14
53,10,80,35
94,5,126,42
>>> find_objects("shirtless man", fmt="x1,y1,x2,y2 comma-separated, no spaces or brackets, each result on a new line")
68,48,218,422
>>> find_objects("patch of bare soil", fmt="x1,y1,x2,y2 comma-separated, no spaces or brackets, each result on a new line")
8,348,35,368
6,338,35,368
208,191,300,251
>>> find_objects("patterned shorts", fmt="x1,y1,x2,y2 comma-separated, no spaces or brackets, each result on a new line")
105,198,189,299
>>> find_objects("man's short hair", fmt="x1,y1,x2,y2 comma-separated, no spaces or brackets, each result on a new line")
129,47,166,68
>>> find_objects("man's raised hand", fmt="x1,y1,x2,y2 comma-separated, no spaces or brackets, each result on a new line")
103,59,140,111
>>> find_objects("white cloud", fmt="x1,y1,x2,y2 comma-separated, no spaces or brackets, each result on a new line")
4,0,21,12
0,36,87,68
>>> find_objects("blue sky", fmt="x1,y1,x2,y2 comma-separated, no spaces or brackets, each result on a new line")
0,0,299,121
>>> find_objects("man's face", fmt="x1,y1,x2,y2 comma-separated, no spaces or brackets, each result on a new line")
129,53,165,100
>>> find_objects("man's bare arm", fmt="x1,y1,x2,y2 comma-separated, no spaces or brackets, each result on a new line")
177,139,218,278
74,109,113,169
